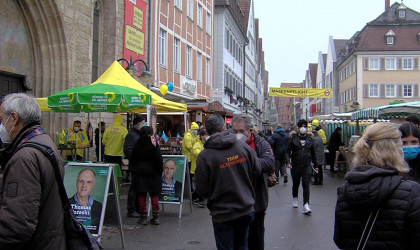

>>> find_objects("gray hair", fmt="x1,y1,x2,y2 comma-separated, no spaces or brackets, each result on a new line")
205,114,224,135
231,113,253,130
2,93,41,125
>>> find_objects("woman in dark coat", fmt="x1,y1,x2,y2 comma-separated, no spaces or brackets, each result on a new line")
129,126,163,225
334,123,420,250
327,127,344,172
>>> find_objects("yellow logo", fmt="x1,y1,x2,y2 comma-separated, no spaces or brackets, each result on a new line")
139,93,147,103
121,98,128,108
87,105,95,111
104,92,116,102
68,93,75,103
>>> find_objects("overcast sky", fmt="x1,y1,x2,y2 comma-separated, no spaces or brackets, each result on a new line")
254,0,420,87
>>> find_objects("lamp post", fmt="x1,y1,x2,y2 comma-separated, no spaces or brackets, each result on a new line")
117,56,153,129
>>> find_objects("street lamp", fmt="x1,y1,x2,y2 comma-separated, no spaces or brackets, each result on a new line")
117,55,153,88
117,56,153,130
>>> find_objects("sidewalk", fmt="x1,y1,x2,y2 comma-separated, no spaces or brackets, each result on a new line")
101,170,345,249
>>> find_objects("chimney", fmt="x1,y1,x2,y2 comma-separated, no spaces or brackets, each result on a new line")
385,0,390,11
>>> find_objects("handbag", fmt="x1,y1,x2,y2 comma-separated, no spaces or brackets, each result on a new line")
267,172,278,187
17,142,103,250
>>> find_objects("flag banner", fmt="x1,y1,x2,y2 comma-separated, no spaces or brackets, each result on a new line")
269,87,333,98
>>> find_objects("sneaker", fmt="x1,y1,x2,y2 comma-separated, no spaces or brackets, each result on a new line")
292,197,298,208
283,174,288,184
303,203,312,214
192,198,200,205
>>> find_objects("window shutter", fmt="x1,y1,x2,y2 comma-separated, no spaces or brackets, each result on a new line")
364,58,368,70
414,84,419,97
397,84,402,97
397,58,401,69
380,84,385,98
380,58,385,70
364,84,369,97
415,58,418,70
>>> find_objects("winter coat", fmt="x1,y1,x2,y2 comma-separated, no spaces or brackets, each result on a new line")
191,138,204,174
102,115,128,157
313,131,326,166
0,124,66,249
317,128,327,144
406,154,420,184
327,130,344,154
123,128,141,159
129,136,163,193
195,131,261,223
181,130,196,162
268,128,289,161
250,132,275,213
334,165,420,250
284,131,318,170
65,127,89,158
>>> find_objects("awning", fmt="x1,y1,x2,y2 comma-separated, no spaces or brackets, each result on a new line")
351,101,420,120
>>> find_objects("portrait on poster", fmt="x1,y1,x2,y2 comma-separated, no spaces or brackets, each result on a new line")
64,164,111,235
159,156,186,203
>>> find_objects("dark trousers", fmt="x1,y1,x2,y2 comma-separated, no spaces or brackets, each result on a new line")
291,168,311,204
248,212,265,250
127,182,139,214
328,151,337,172
212,212,254,250
274,159,287,178
104,155,122,166
314,165,324,184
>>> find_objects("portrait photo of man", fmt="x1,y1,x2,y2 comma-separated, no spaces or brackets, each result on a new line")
69,168,103,234
160,159,183,202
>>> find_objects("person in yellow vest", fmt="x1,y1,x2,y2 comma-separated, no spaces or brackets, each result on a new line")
102,114,128,167
65,120,90,161
312,119,327,144
182,122,199,193
191,129,208,207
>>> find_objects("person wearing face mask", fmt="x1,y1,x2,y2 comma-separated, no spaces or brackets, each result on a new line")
123,115,146,218
65,120,90,161
284,119,318,214
181,121,199,192
231,113,275,250
399,122,420,183
0,93,66,249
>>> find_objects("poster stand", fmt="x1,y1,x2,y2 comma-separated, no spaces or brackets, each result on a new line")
64,162,125,248
148,155,192,218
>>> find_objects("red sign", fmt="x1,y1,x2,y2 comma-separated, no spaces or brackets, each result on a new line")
311,104,316,116
123,0,147,74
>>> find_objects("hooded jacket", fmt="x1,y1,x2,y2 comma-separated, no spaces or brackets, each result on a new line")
0,124,65,249
102,115,128,156
195,131,261,223
191,138,204,174
181,129,196,162
334,165,420,250
268,128,289,160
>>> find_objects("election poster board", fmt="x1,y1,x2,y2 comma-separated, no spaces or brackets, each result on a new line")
64,163,112,237
157,155,192,218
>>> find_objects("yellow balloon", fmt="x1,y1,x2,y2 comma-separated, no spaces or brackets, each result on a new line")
160,84,168,95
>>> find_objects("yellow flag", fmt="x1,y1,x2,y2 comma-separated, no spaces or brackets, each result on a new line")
269,87,332,98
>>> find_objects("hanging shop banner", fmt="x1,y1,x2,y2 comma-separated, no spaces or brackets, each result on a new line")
269,87,333,98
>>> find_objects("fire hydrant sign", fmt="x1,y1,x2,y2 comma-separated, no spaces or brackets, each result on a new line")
269,87,333,98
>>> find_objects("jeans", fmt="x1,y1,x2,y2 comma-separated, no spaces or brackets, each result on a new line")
248,212,265,250
213,212,255,250
291,168,311,204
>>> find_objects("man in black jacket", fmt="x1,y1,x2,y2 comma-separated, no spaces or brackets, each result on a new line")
123,116,145,218
269,125,289,183
285,119,318,214
195,114,261,250
231,114,275,250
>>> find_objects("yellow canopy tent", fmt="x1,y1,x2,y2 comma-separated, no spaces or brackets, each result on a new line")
36,60,187,113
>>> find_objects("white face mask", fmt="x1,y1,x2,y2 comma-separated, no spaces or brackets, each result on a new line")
236,133,248,142
73,127,80,132
0,115,13,144
299,127,307,135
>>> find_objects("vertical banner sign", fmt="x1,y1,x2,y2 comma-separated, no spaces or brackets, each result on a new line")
123,0,147,74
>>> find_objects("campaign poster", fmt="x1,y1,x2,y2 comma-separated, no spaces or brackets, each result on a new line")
159,155,187,203
64,163,112,236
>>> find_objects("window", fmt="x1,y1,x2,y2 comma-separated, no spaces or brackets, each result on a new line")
187,0,193,19
175,0,182,10
206,12,211,34
197,4,203,28
205,58,210,85
385,58,396,70
402,58,413,70
403,84,413,97
385,84,396,97
225,28,229,49
399,9,406,18
197,52,202,82
369,84,379,97
387,36,395,45
369,58,380,70
173,38,180,73
158,29,167,66
186,46,192,77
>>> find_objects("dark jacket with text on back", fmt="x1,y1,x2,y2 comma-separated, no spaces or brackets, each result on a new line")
195,131,261,223
334,165,420,250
